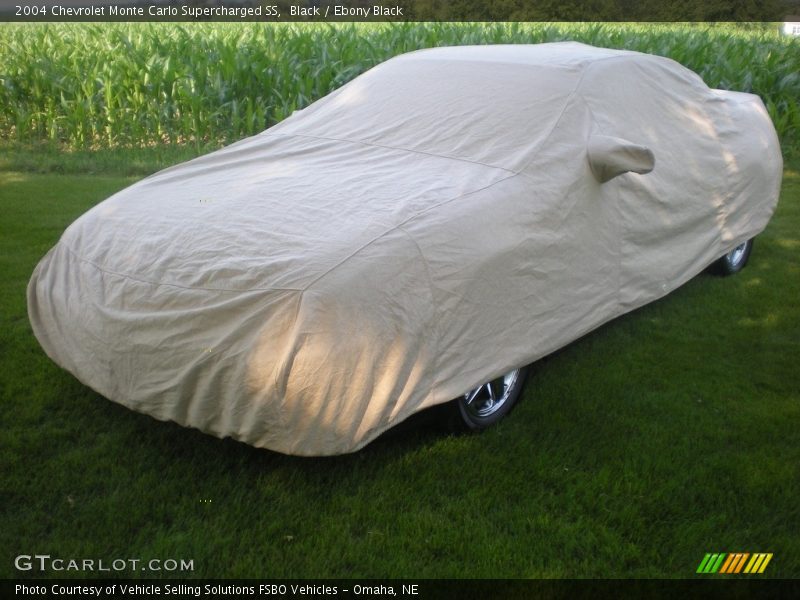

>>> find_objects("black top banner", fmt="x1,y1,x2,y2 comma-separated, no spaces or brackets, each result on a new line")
2,0,800,22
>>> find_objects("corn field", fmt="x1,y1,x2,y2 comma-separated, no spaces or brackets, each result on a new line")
1,22,798,152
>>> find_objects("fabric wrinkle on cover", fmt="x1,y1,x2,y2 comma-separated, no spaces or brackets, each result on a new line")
28,43,782,455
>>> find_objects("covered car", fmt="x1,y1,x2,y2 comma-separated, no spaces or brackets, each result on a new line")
27,42,782,456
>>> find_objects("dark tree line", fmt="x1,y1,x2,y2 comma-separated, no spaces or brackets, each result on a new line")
399,0,799,21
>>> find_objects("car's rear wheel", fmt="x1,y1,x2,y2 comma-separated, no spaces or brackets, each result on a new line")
454,367,529,430
716,238,753,276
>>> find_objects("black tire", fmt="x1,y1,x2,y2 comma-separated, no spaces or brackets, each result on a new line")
452,366,529,431
715,238,754,276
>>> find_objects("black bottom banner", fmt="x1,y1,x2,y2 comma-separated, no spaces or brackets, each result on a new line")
4,579,800,600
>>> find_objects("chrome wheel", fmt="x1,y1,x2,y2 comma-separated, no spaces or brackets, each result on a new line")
726,242,748,269
717,238,753,276
462,369,522,419
454,366,528,430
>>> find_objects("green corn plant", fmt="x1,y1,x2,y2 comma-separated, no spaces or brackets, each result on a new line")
0,22,797,155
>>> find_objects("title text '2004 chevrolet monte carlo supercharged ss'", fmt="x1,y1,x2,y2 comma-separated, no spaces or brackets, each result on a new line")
28,43,782,456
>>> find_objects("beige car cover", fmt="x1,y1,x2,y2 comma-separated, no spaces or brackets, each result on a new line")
28,43,782,455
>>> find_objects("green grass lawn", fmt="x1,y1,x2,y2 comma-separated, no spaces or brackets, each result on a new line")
1,153,798,579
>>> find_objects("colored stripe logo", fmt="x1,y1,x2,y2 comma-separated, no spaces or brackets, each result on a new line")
697,553,773,574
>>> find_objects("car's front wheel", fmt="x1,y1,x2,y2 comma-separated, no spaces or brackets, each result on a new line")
454,367,529,430
716,238,754,275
